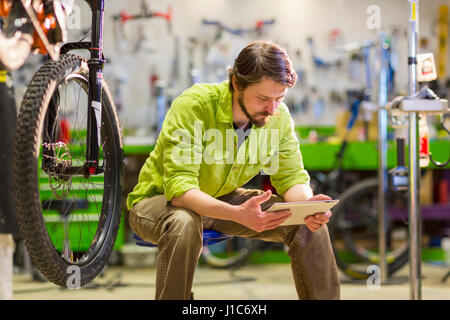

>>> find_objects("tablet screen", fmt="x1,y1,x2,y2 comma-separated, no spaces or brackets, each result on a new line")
267,200,339,225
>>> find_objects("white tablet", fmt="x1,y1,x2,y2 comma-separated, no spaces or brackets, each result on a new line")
266,200,339,226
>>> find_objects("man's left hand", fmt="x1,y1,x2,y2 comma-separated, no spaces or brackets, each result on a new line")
304,194,333,232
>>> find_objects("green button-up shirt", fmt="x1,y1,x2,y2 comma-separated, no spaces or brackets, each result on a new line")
126,80,310,210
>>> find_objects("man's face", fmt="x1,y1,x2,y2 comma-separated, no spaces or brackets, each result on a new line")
236,78,288,127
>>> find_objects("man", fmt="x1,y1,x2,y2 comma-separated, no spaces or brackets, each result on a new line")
127,40,340,300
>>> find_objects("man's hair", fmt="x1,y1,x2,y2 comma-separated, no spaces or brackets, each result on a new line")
228,40,297,92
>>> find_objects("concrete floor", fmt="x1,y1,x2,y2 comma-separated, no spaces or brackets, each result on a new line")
10,262,450,300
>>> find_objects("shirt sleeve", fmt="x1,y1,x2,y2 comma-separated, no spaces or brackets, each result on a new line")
160,95,204,201
267,110,310,196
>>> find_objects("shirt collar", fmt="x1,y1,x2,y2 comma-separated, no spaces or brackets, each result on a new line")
216,81,234,124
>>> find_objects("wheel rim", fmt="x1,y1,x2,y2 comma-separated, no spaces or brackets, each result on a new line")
338,182,409,263
329,178,409,279
202,238,254,268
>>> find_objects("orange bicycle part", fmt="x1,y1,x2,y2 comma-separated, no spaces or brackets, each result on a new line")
0,0,57,55
0,0,12,18
31,4,57,55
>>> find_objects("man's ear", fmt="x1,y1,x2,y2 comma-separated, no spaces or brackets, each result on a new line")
231,74,239,92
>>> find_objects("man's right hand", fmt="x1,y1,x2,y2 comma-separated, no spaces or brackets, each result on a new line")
234,190,292,233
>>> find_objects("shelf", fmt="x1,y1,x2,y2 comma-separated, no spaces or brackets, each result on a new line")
123,139,449,171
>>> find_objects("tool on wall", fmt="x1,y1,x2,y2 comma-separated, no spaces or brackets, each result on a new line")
186,37,201,86
111,1,178,138
201,19,275,83
306,36,342,69
436,5,448,82
202,18,275,38
112,1,172,54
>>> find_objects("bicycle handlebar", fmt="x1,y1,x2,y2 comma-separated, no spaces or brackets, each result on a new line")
202,19,275,36
113,6,172,25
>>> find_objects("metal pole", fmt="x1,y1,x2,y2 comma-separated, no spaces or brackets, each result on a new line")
407,0,422,300
378,32,389,283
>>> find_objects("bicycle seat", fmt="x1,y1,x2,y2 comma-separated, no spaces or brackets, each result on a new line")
133,230,233,247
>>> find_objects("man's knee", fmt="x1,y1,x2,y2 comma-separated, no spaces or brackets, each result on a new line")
163,207,203,246
288,224,332,252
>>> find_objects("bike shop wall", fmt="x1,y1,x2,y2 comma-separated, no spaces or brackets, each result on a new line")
52,0,449,134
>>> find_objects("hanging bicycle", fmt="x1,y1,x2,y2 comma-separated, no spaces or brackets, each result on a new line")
4,0,124,287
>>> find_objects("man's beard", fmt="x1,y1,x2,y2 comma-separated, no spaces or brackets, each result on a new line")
237,92,269,127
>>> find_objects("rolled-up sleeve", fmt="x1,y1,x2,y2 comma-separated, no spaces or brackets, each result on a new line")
268,112,310,196
161,96,204,201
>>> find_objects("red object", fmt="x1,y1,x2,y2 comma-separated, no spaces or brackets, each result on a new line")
119,6,172,24
89,167,96,175
119,10,133,24
59,118,71,144
419,126,429,156
262,176,276,194
150,73,159,98
154,5,172,22
150,73,159,84
329,29,341,43
439,180,449,204
419,136,429,157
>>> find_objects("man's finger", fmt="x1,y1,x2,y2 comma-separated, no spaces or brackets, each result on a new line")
307,225,320,232
265,212,292,230
305,216,321,227
307,221,321,229
312,211,332,223
252,190,272,204
311,217,328,224
308,194,332,201
265,209,291,223
266,209,291,216
313,211,331,223
305,220,321,232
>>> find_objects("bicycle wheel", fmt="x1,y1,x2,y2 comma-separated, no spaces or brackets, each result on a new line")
13,53,123,287
329,177,409,280
201,237,258,269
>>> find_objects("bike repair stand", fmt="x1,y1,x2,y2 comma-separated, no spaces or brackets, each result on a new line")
380,0,450,299
377,30,392,286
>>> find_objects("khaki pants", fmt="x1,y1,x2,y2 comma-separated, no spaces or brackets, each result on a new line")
129,188,340,300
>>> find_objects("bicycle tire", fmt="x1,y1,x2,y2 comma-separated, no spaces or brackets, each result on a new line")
13,53,123,287
329,177,409,280
201,238,258,269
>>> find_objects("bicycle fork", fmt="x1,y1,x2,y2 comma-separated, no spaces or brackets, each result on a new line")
42,0,106,179
85,0,105,177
